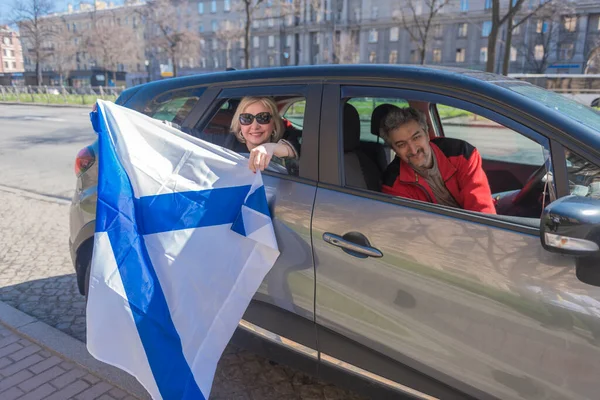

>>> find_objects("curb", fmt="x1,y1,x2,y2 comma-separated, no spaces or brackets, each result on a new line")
0,184,71,205
0,101,91,109
0,301,151,399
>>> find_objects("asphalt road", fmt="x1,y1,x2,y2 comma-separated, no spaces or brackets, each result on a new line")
0,104,95,200
0,104,367,400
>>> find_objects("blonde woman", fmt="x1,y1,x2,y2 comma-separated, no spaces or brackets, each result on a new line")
230,96,299,173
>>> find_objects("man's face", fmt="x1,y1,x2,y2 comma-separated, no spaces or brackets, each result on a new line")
388,120,432,169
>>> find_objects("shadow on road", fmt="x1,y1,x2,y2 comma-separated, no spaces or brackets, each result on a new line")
10,129,95,149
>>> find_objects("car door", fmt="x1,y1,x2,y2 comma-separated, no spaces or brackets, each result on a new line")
312,83,600,400
184,83,322,359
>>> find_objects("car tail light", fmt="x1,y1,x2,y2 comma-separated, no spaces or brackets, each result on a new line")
75,146,95,176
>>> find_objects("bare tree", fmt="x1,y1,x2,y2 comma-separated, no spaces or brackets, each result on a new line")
520,16,557,73
501,0,572,75
48,18,78,85
486,0,557,73
141,0,201,77
85,8,143,84
585,41,600,74
240,0,264,69
214,22,244,69
11,0,54,85
395,0,449,65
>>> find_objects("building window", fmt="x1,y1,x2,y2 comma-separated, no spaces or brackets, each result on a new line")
201,57,207,68
212,20,218,31
254,55,260,67
480,47,488,62
536,20,548,34
224,0,230,12
534,45,544,60
597,17,600,31
253,19,260,28
563,16,577,32
268,35,274,47
460,0,468,12
513,20,520,35
212,38,218,50
456,48,466,62
458,23,468,37
432,24,442,38
3,61,8,69
485,0,492,10
354,8,361,21
368,29,378,43
214,57,219,69
389,50,398,64
199,23,204,32
269,55,275,66
390,26,399,42
410,49,419,63
211,0,216,13
372,7,378,20
482,21,492,37
433,48,442,63
510,46,517,61
369,51,377,63
559,43,574,60
286,35,292,47
268,18,274,27
253,36,259,48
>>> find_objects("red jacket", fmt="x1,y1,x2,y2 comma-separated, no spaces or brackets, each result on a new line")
382,138,496,214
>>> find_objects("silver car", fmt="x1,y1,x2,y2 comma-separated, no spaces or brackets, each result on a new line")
70,65,600,400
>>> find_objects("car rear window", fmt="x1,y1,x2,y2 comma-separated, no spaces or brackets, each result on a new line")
145,87,206,126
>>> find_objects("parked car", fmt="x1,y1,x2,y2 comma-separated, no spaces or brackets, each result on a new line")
70,65,600,400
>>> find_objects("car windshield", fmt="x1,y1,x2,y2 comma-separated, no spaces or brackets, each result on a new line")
497,82,600,132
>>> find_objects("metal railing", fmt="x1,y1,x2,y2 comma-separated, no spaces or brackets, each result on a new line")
0,85,125,105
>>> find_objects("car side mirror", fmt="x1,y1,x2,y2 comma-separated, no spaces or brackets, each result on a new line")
540,195,600,256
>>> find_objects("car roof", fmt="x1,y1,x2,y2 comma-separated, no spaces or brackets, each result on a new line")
125,64,600,157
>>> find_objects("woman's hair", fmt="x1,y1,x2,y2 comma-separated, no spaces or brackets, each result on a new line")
230,96,284,143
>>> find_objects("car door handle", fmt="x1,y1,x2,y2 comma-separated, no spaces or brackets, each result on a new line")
323,232,383,258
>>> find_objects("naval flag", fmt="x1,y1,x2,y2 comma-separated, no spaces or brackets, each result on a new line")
86,100,280,399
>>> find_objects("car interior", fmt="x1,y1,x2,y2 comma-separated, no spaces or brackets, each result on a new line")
341,98,555,220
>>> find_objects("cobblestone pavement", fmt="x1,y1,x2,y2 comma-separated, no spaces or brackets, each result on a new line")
0,323,132,400
0,189,367,399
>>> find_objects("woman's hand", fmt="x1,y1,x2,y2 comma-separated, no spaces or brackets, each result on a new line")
248,143,277,173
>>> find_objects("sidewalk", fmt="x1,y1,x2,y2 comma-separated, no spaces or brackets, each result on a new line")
0,301,149,400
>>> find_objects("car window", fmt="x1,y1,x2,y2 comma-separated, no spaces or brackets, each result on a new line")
437,104,547,166
565,148,600,199
150,96,200,126
283,100,305,130
498,82,600,133
347,97,409,143
193,96,306,177
340,91,556,220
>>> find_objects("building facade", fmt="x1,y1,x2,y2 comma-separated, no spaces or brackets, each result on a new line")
0,26,25,75
16,0,600,86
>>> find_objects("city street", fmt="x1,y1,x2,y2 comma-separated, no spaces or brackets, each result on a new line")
0,104,366,400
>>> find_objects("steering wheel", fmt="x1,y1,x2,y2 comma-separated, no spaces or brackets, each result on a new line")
512,163,549,207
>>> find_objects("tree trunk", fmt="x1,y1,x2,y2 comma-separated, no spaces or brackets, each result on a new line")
486,25,499,72
502,19,514,75
244,2,251,69
172,54,178,77
420,47,426,65
112,70,117,85
36,60,42,86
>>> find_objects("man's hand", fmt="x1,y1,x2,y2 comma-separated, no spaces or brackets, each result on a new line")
248,143,277,173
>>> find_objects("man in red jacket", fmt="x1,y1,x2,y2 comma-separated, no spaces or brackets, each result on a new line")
380,107,496,214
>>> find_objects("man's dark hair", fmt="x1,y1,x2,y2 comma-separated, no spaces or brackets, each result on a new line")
380,107,429,143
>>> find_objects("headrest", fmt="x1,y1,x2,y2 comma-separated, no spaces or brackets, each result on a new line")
343,103,361,152
370,103,400,137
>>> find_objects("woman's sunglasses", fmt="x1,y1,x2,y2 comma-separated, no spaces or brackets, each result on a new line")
239,112,272,126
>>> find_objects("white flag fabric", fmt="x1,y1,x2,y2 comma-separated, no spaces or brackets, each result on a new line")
86,100,280,399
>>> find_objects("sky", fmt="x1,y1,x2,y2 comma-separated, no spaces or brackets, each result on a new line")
0,0,125,25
